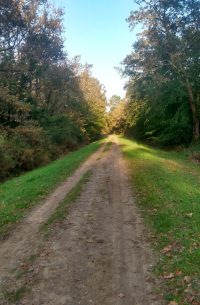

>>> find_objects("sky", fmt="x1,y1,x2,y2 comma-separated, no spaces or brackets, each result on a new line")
55,0,138,99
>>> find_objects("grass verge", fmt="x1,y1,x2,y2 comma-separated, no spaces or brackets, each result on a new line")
119,136,200,305
0,140,103,238
40,170,91,237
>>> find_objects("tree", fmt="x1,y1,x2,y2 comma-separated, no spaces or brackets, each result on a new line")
123,0,200,141
0,1,107,180
107,96,126,134
108,95,121,112
79,64,106,140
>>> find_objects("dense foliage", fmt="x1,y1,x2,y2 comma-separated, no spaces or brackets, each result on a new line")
107,95,126,134
122,0,200,145
0,0,106,180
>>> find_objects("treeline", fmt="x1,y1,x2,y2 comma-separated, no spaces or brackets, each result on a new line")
0,0,106,180
116,0,200,146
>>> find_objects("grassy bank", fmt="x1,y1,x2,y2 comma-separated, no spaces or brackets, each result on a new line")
119,137,200,305
0,140,103,237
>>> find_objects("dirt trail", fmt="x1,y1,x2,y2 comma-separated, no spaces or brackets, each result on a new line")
0,144,105,278
0,136,162,305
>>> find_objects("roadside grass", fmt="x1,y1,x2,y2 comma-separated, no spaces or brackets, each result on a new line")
119,137,200,305
0,140,103,238
40,170,92,237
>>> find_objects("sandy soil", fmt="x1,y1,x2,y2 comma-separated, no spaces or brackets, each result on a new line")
0,136,162,305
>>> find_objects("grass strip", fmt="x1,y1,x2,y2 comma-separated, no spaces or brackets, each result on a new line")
2,286,29,303
119,136,200,305
40,170,92,237
0,140,103,237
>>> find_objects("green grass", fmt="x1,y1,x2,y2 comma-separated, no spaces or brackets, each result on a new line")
2,286,29,303
119,136,200,305
0,140,103,238
40,170,92,237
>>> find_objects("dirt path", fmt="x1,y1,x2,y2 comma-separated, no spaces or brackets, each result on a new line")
0,136,162,305
0,145,105,283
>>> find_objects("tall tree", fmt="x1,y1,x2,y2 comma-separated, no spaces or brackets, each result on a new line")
79,64,106,140
108,96,126,134
123,0,200,140
0,1,107,180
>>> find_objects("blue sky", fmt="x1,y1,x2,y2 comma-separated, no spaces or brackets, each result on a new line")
56,0,138,99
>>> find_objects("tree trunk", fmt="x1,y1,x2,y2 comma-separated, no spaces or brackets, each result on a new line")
186,80,199,141
193,118,200,140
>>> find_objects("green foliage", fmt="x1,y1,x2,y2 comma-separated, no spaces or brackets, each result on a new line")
157,102,192,145
107,96,126,134
0,1,106,180
124,85,193,145
122,0,200,144
0,132,15,179
79,64,106,140
119,136,200,304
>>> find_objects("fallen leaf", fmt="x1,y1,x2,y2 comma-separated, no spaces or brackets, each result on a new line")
175,270,182,276
187,296,200,305
188,296,195,303
163,273,174,279
161,242,176,254
162,244,173,253
184,276,191,283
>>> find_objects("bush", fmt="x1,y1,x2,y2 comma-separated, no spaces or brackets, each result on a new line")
0,132,15,180
8,126,51,172
0,126,51,180
43,115,85,150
